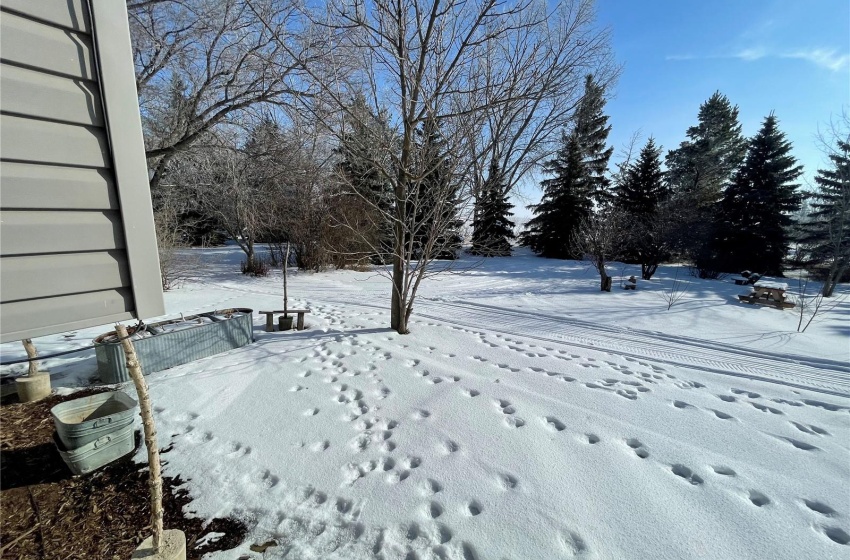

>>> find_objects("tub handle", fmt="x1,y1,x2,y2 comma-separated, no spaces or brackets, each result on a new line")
94,435,112,448
93,418,112,428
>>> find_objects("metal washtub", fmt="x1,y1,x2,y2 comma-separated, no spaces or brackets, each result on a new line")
94,308,254,383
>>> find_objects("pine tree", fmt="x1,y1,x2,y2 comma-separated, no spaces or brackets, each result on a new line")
409,117,463,260
471,161,515,256
615,137,669,278
802,139,850,296
521,131,591,259
665,92,747,266
714,114,803,275
574,75,614,205
335,95,396,263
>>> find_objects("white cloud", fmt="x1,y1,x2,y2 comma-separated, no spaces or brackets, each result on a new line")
732,47,767,62
666,46,849,72
781,48,850,72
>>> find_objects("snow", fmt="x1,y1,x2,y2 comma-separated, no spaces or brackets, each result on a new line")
754,280,789,290
2,245,849,559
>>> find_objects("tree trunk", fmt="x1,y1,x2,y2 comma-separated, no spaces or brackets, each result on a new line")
600,269,611,292
115,324,164,554
642,263,658,280
22,339,39,376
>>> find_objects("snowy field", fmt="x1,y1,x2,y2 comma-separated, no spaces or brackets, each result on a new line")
2,245,849,559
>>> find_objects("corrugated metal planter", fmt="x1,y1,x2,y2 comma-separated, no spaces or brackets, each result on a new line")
54,424,136,476
51,391,137,449
94,308,254,384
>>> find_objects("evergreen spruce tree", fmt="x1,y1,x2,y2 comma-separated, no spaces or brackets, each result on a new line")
715,114,803,275
615,137,669,278
409,117,463,260
574,75,614,206
520,131,590,258
335,95,396,263
665,92,747,268
801,139,850,296
471,161,515,256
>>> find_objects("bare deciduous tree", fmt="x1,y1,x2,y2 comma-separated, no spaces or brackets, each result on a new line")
129,0,319,190
248,0,614,334
573,208,626,292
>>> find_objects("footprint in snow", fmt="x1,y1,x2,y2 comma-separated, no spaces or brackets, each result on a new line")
803,499,837,516
626,438,649,459
671,464,703,485
711,465,736,477
544,416,566,432
747,490,771,507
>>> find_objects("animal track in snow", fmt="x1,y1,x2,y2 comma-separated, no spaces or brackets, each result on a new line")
426,501,444,519
732,388,761,399
500,474,518,489
710,409,735,420
466,500,483,516
819,525,850,545
462,389,480,397
803,499,837,516
717,394,737,402
750,402,783,415
386,470,410,484
442,440,459,454
671,464,704,485
586,434,600,444
778,436,820,451
421,478,443,495
790,422,829,436
544,416,566,432
673,400,694,409
504,416,526,428
403,456,422,469
748,490,771,507
412,409,431,420
304,408,319,416
559,529,589,557
711,465,736,477
626,438,649,459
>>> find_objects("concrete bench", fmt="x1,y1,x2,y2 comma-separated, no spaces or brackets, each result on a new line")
258,309,310,331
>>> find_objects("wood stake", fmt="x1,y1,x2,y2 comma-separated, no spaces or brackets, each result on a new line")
22,338,39,376
115,324,163,553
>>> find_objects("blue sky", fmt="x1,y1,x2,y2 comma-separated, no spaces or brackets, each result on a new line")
514,0,849,218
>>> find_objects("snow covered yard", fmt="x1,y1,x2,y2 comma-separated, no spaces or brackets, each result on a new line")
3,246,849,559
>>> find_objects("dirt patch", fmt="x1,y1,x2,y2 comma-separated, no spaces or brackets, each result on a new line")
1,389,247,559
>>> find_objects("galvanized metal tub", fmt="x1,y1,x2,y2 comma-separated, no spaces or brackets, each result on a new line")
51,391,137,448
94,308,254,383
54,424,137,476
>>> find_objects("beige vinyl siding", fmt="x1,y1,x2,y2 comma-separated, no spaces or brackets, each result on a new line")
0,163,118,210
1,64,104,127
2,290,135,344
1,252,130,303
0,0,164,342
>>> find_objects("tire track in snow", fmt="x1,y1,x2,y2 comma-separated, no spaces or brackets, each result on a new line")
199,283,850,397
414,299,850,398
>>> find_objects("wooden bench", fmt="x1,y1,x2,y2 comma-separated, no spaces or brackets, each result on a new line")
258,309,310,331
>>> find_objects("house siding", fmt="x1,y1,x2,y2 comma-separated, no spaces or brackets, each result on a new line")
0,0,164,343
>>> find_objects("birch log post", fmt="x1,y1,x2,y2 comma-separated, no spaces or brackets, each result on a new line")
22,338,38,376
283,243,290,317
115,324,163,553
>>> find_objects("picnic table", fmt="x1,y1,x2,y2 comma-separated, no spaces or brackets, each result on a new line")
737,280,795,309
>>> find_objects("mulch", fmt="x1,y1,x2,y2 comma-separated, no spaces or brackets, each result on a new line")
0,389,248,559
